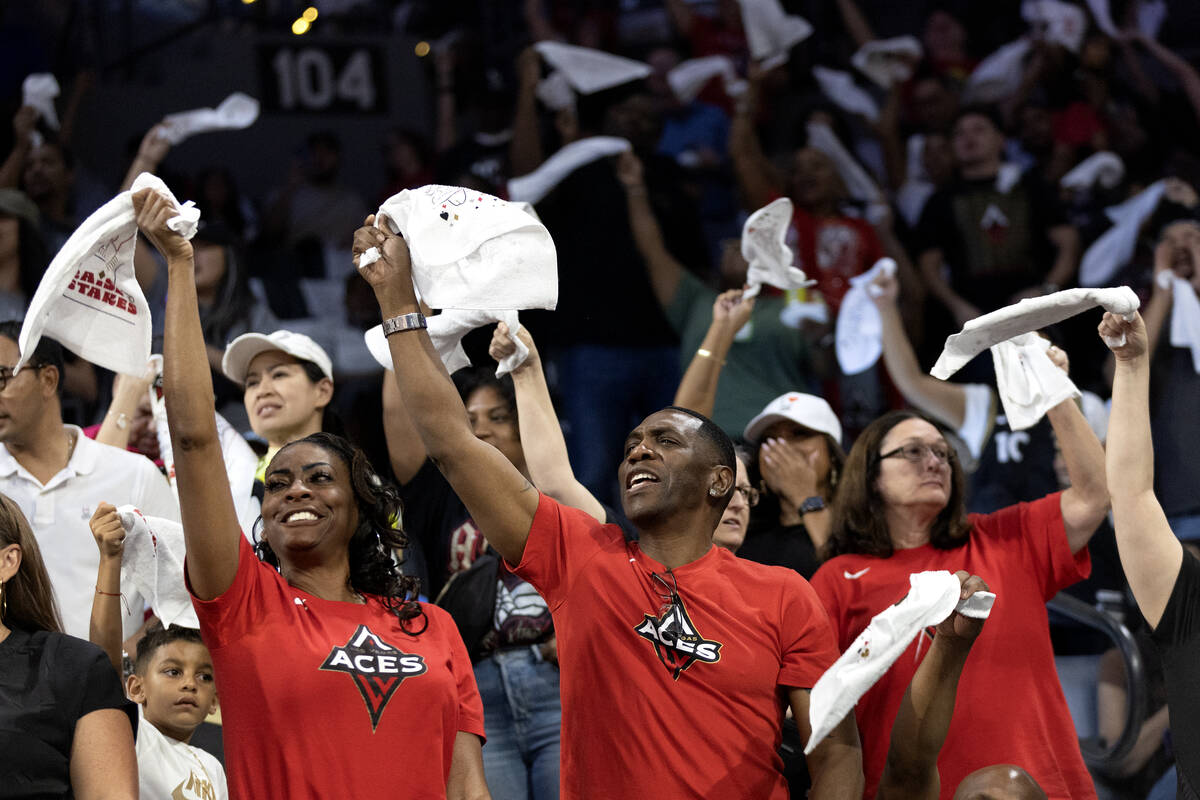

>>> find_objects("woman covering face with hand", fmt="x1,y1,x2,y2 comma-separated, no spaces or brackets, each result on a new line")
809,402,1109,800
138,188,490,800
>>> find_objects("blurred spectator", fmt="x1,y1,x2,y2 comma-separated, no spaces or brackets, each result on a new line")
0,187,47,319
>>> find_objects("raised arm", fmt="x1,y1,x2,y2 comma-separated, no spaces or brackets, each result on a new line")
139,189,241,600
93,367,154,450
616,151,683,307
790,689,864,800
877,572,988,800
1132,32,1200,128
870,273,968,428
674,289,755,417
120,124,171,192
489,322,605,523
834,0,876,48
357,217,539,566
1041,223,1081,293
919,246,980,329
510,46,546,178
89,502,126,674
1099,312,1181,627
729,68,780,213
1043,344,1110,553
382,372,430,485
0,106,37,189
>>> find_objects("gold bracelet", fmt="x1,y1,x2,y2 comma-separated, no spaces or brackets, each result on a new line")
696,348,726,366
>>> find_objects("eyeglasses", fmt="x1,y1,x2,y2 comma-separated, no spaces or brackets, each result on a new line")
879,442,954,466
0,363,45,391
733,484,760,506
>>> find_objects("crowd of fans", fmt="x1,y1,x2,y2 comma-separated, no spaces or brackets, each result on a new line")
2,0,1200,798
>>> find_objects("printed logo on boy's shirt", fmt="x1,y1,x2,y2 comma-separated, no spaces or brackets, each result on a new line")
320,624,427,730
171,771,217,800
634,601,723,680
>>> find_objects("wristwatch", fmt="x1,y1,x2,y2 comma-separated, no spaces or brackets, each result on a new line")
799,496,826,515
382,312,428,336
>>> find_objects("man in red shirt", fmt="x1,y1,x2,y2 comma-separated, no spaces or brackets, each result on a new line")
355,217,864,799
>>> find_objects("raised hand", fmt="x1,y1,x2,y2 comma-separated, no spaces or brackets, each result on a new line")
353,213,414,296
133,188,192,262
1045,342,1069,375
933,571,989,642
489,321,539,372
712,288,755,329
615,151,644,188
90,502,126,560
1098,311,1148,362
12,105,38,145
869,271,900,308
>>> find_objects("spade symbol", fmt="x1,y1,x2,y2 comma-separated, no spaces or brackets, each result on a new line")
440,211,449,221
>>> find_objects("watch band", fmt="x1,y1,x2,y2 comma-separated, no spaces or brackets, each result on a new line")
382,312,428,336
799,495,826,515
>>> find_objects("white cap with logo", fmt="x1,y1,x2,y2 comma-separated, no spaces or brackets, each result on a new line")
743,392,842,446
221,330,333,386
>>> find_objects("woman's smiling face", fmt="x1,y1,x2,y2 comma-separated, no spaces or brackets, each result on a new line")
260,441,358,562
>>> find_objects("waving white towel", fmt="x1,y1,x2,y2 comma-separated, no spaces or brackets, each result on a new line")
1169,277,1200,373
159,92,260,146
990,333,1080,430
812,66,880,123
508,136,631,205
533,41,651,95
17,173,198,377
1061,151,1125,191
741,198,811,299
1138,0,1167,39
363,185,557,312
806,121,886,209
667,56,747,104
536,71,577,111
739,0,813,70
964,38,1032,104
1023,0,1087,52
836,258,897,375
365,311,528,377
1084,0,1120,36
806,571,996,755
931,287,1140,379
22,73,60,131
117,506,200,630
1079,180,1167,286
851,36,922,89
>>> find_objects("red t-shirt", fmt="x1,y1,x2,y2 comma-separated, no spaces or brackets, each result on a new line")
189,536,484,800
810,493,1095,800
788,206,884,313
512,494,838,799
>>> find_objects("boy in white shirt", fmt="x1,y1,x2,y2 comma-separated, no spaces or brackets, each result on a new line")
90,503,228,800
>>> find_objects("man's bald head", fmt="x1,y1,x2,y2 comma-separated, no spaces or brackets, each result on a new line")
953,765,1047,800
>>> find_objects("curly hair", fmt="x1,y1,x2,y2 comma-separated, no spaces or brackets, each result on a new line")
254,432,425,631
824,410,971,560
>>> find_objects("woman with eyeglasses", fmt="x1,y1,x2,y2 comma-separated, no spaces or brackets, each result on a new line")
810,407,1110,800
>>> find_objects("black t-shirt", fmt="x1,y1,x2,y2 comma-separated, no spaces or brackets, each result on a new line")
967,414,1060,514
0,628,130,799
524,154,706,348
400,459,484,601
1151,339,1200,517
737,522,821,580
1151,548,1200,800
914,172,1065,311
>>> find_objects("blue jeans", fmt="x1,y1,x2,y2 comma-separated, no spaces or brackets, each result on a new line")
476,648,561,800
557,344,681,507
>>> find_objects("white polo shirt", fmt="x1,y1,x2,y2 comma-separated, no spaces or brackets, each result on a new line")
0,426,180,639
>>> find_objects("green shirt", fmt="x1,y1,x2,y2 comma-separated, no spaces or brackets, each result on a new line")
666,271,816,437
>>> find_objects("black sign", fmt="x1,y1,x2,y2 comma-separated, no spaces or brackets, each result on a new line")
258,43,387,114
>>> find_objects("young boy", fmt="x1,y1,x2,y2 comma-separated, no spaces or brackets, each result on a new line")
91,502,228,800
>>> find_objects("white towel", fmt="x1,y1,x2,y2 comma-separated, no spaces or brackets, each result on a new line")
851,36,923,89
667,56,747,104
835,258,897,375
159,92,260,146
1060,151,1125,191
22,73,60,130
1079,180,1167,287
739,0,813,70
957,383,996,462
995,162,1024,195
931,287,1140,379
508,136,631,205
1170,277,1200,373
1022,0,1087,52
740,198,812,300
812,66,880,123
990,333,1081,430
806,121,886,208
963,38,1032,104
17,174,198,377
535,71,577,111
365,311,528,378
117,506,200,630
1084,0,1120,36
533,41,651,95
363,185,557,312
805,571,996,755
1138,0,1167,39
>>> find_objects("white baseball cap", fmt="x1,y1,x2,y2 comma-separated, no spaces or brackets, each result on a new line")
222,330,333,386
743,392,842,445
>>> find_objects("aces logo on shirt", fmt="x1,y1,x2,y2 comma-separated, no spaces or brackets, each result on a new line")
320,624,428,730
